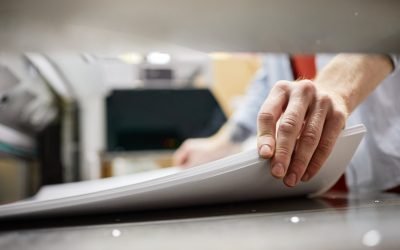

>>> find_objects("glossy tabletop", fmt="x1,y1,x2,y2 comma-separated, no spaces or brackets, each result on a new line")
0,192,399,249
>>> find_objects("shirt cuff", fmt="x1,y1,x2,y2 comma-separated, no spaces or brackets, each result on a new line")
389,54,400,71
227,121,253,143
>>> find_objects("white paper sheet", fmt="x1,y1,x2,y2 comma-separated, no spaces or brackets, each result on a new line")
34,167,182,201
0,125,366,219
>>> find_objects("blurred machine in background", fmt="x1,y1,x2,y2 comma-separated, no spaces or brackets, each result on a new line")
0,50,260,203
0,56,62,204
103,88,226,176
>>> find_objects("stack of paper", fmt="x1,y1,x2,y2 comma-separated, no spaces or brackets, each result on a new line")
0,125,366,219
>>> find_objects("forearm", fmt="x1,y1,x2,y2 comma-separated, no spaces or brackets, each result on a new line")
315,54,393,115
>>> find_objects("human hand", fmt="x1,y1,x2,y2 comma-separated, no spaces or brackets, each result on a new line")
173,136,241,167
257,80,348,187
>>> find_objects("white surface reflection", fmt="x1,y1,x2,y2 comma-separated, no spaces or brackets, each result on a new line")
362,230,381,247
112,229,122,238
290,216,300,224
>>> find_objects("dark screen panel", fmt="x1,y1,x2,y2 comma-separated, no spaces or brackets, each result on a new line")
106,89,226,151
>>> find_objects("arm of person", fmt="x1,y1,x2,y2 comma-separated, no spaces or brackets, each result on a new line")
257,54,394,187
172,122,245,167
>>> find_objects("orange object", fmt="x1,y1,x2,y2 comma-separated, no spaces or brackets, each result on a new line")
291,54,317,80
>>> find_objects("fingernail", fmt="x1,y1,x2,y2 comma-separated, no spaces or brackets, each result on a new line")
260,144,272,158
301,173,310,182
284,173,297,187
271,163,285,178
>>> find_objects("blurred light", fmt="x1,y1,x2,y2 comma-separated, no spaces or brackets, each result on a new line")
118,53,143,64
362,230,381,247
146,52,171,65
290,216,300,224
112,229,121,237
209,52,232,60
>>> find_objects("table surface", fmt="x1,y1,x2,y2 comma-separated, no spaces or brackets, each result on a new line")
0,192,399,250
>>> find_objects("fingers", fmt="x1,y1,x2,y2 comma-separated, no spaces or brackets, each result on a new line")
301,109,346,182
283,95,330,187
257,79,348,187
257,81,290,159
172,143,190,166
271,81,315,179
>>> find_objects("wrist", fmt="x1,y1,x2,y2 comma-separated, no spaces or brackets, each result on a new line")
321,88,351,120
315,54,393,115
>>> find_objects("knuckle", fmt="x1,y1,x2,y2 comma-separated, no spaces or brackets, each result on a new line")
274,80,291,91
331,109,346,125
293,81,316,100
318,94,332,107
300,80,315,93
317,138,334,156
280,114,299,134
299,79,313,85
280,121,297,134
258,112,275,125
275,146,291,158
301,131,319,146
301,125,320,145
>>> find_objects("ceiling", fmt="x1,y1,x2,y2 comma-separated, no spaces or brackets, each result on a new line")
0,0,399,53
